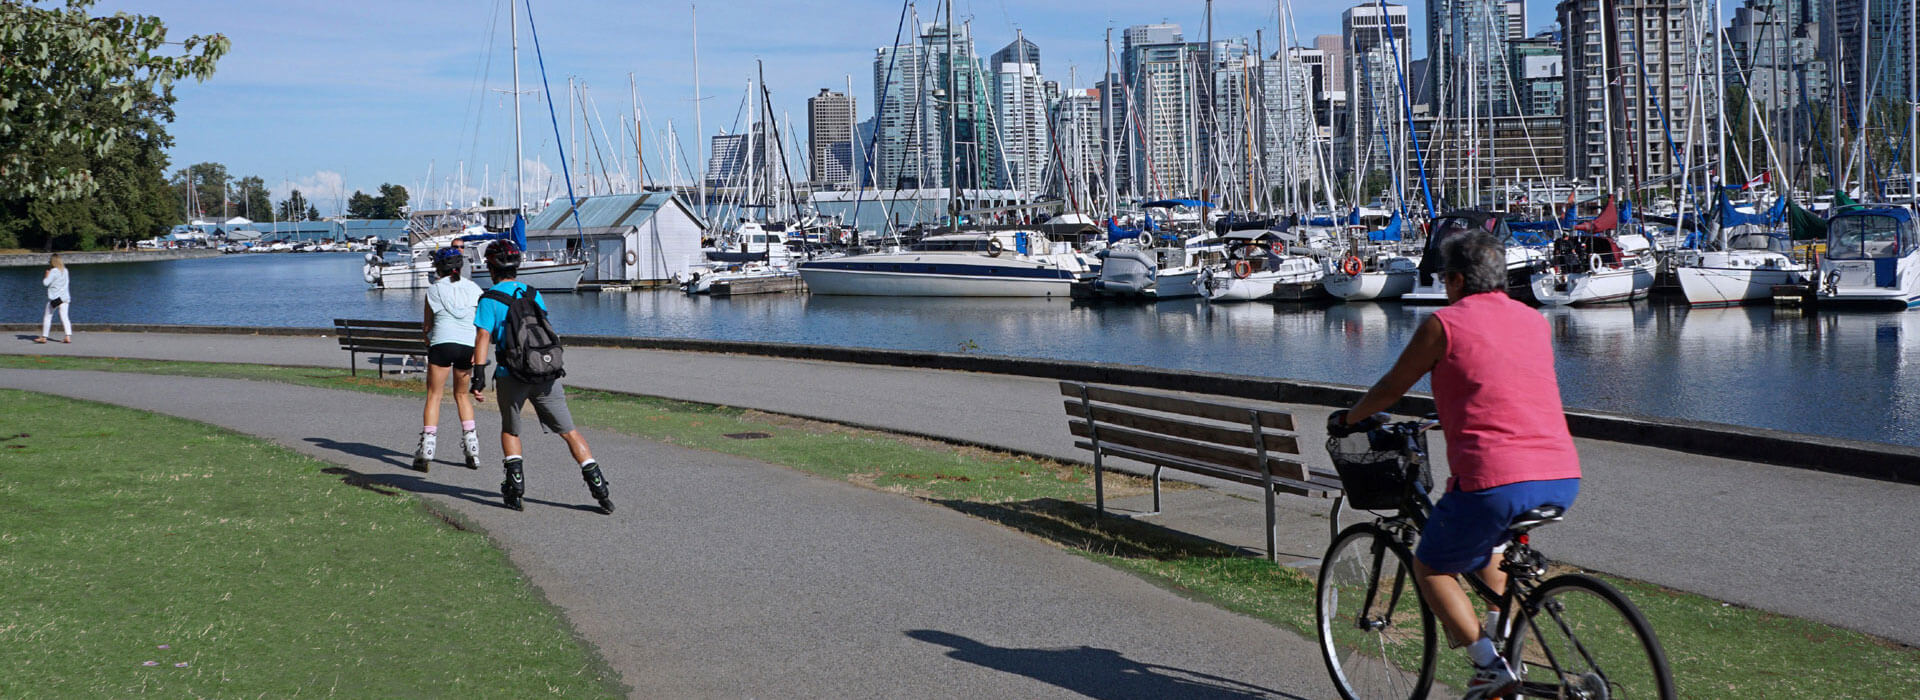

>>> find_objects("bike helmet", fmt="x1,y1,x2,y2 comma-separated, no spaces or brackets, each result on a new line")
431,247,465,277
483,239,522,275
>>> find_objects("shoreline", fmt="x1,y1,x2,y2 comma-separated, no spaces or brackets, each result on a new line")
0,249,221,267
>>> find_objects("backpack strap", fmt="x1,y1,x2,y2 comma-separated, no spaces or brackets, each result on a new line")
481,288,516,305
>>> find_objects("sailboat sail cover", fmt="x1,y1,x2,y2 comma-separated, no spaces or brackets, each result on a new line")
1574,198,1619,233
1368,212,1404,241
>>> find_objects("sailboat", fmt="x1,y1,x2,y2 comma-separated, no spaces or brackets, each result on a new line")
1675,194,1808,307
1528,197,1656,305
1322,211,1418,301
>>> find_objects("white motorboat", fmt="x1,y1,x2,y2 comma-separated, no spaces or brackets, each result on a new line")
1529,231,1657,306
366,207,585,292
1072,233,1217,300
1676,232,1809,307
1817,207,1920,309
797,231,1086,297
1324,255,1419,301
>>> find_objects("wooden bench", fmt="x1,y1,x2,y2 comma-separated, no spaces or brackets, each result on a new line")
334,318,428,377
1061,381,1345,561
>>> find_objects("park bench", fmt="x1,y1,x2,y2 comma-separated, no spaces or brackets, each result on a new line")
1061,381,1344,561
334,318,428,378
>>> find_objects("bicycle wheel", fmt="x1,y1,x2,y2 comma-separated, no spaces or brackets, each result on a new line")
1503,573,1676,699
1316,524,1437,700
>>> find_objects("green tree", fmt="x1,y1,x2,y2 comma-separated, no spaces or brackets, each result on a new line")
305,204,320,221
0,39,179,250
346,190,379,218
279,190,310,221
0,0,227,200
375,183,409,219
233,175,270,220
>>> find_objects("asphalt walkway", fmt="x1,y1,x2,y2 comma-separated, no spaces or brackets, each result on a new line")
7,331,1920,648
0,369,1329,699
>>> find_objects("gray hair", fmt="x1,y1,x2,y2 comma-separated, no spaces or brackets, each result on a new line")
1441,231,1507,296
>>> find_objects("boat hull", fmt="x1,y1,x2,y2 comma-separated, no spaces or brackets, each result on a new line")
1677,266,1805,307
798,266,1072,297
1529,264,1654,306
1324,271,1416,301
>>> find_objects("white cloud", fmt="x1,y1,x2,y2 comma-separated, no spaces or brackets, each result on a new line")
269,170,347,216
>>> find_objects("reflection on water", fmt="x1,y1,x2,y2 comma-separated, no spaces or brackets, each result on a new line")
3,254,1917,445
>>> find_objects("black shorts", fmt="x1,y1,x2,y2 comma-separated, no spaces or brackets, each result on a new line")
427,342,474,370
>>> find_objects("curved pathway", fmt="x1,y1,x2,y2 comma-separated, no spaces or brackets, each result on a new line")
0,368,1328,699
7,332,1920,647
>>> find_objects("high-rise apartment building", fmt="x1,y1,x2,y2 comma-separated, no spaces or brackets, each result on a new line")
992,38,1050,194
1836,0,1912,106
1509,34,1565,118
1124,24,1197,197
871,22,999,191
706,124,769,190
1095,74,1131,197
807,89,855,186
1263,47,1328,205
1428,0,1520,119
1342,3,1411,176
1051,87,1106,210
1559,0,1706,190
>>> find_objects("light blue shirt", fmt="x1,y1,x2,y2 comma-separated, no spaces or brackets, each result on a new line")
425,277,482,346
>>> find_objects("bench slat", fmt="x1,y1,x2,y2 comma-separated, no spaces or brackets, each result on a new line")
335,318,426,330
338,328,428,342
1076,440,1337,498
1065,400,1298,455
1059,382,1294,431
339,339,429,354
1069,419,1308,482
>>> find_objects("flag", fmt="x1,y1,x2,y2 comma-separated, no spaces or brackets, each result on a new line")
1743,171,1770,190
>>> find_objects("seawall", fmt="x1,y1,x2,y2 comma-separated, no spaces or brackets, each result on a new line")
0,249,222,268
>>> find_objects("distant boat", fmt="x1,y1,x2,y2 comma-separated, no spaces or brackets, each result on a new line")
798,231,1086,297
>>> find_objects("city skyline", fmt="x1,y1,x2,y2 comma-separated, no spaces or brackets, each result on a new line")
94,0,1613,216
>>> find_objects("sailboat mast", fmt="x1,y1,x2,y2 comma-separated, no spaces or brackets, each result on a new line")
692,4,707,214
1104,27,1117,220
511,0,525,212
946,0,959,235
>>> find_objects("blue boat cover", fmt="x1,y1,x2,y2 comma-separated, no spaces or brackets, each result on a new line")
1368,211,1404,241
1141,198,1213,209
456,213,530,251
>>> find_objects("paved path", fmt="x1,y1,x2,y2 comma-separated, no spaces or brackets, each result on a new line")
9,332,1920,648
0,369,1331,699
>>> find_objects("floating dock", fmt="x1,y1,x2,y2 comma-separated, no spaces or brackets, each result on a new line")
711,276,807,296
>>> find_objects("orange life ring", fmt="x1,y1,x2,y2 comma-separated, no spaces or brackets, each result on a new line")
1341,256,1364,276
1232,260,1254,279
1269,240,1286,256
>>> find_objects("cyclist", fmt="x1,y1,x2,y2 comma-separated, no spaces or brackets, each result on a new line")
1329,229,1582,699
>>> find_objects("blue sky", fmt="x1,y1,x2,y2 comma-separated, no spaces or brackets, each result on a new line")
107,0,1581,215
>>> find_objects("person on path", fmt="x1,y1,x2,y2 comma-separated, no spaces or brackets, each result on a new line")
1329,230,1582,700
35,255,71,344
414,247,485,472
467,240,614,514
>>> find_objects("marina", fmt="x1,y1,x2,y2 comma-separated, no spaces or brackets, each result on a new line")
6,251,1918,448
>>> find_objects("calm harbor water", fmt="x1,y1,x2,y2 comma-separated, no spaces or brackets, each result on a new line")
5,253,1916,447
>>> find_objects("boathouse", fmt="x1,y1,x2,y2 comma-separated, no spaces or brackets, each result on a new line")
524,191,707,285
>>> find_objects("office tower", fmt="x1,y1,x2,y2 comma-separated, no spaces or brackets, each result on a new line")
1428,0,1519,120
1124,23,1197,197
1559,0,1706,190
992,37,1050,193
1095,74,1132,197
1051,87,1106,210
807,89,854,186
1342,3,1410,177
706,124,768,190
871,22,999,191
1264,46,1329,206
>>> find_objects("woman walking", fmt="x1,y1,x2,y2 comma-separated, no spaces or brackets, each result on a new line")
415,247,485,472
35,255,71,344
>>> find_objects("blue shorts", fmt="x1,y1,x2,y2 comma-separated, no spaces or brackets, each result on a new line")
1415,478,1580,574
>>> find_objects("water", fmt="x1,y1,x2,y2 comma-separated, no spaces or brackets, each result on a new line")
6,253,1918,446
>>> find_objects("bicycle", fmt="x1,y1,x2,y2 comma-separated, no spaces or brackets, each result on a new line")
1314,416,1676,700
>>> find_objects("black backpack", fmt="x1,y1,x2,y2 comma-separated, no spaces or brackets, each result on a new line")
482,285,565,382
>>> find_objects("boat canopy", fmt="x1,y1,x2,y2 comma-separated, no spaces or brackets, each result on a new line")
1825,207,1916,260
1417,210,1505,276
1787,199,1826,241
1140,198,1212,209
1715,193,1788,229
1367,212,1404,241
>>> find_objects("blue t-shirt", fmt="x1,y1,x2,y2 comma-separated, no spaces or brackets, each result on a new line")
474,280,547,378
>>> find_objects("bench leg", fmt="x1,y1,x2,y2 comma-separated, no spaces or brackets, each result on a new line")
1121,466,1164,519
1093,451,1106,517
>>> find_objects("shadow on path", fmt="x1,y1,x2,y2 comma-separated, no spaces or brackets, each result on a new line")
907,630,1306,700
304,437,599,514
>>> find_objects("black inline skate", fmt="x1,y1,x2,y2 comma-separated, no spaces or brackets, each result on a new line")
581,462,614,514
502,457,525,511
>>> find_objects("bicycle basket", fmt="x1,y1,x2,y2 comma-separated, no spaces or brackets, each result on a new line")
1325,429,1433,510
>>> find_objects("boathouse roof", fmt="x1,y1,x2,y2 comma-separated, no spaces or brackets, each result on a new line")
526,191,707,233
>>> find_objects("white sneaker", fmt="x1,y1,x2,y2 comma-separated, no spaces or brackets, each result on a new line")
1462,660,1519,700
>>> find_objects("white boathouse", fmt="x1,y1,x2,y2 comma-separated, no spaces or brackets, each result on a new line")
524,192,707,285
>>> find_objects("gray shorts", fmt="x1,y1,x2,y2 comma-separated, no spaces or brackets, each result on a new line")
496,374,576,436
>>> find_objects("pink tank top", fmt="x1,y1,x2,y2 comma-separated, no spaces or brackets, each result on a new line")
1430,292,1582,492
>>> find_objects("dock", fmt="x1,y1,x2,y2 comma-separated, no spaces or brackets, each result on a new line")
710,275,807,296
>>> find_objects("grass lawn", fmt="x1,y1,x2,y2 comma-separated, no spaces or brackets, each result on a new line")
4,354,1917,698
0,388,620,697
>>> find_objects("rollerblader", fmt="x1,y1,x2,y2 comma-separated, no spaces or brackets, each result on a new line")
415,247,485,472
468,240,613,514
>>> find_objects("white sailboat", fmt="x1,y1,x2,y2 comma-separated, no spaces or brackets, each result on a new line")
799,231,1084,297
